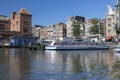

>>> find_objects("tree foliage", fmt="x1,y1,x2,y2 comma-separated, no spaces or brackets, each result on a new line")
89,18,104,35
72,22,81,37
89,25,98,34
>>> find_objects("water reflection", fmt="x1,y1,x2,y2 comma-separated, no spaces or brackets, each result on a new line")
109,52,120,80
45,50,111,80
0,48,119,80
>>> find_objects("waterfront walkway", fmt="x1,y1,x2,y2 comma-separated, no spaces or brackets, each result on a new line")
106,42,118,49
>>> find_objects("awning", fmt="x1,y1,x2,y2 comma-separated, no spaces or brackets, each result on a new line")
105,36,113,41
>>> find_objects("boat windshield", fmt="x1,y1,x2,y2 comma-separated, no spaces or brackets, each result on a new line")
54,42,60,45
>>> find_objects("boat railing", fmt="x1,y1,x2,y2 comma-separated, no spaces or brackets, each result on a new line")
51,41,107,47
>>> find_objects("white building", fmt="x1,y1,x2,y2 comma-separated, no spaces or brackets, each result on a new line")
106,4,117,37
66,16,85,38
84,20,94,37
55,22,67,40
106,0,120,39
47,24,56,38
32,25,43,37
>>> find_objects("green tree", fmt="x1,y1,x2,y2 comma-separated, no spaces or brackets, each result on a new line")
72,22,81,37
89,25,98,34
89,18,104,35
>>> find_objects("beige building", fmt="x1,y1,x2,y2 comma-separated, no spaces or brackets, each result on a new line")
40,27,48,39
66,16,85,38
47,25,56,38
55,22,67,40
32,22,67,40
10,8,32,36
0,15,21,40
32,25,43,37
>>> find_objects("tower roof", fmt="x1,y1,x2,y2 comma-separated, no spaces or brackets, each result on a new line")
106,4,114,15
17,8,30,15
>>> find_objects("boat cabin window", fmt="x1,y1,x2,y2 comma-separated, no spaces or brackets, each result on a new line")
54,42,60,45
44,41,52,45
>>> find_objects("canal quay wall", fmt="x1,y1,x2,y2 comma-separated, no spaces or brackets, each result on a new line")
0,41,45,50
0,45,45,50
0,41,118,50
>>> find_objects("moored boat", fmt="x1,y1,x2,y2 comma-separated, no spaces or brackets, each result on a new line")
45,40,110,50
113,46,120,52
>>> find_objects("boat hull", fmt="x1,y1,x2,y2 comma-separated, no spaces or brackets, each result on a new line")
45,46,110,50
113,47,120,52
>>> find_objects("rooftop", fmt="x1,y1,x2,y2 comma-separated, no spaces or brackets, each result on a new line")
17,8,30,15
0,15,8,20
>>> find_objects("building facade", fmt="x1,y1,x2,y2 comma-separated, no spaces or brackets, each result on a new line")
0,15,20,40
55,22,67,40
106,0,120,39
84,19,94,37
0,15,10,32
32,25,43,37
32,22,67,41
106,4,117,37
0,8,32,41
47,25,56,38
66,16,85,38
10,8,32,36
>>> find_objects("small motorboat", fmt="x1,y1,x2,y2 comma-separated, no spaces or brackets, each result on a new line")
113,46,120,52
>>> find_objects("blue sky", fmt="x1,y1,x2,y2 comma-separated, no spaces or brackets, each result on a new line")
0,0,116,26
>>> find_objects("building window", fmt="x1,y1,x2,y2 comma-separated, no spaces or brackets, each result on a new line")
0,24,4,31
16,21,19,25
108,18,111,23
108,24,111,27
24,21,28,25
108,29,111,33
24,26,28,28
23,28,28,33
24,26,29,33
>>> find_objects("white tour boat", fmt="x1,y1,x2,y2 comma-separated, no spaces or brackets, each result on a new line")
45,40,110,50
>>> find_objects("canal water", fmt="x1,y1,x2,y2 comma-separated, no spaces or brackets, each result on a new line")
0,48,120,80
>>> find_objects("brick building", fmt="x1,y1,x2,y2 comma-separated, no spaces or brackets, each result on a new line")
0,15,17,40
0,8,32,40
10,8,32,36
